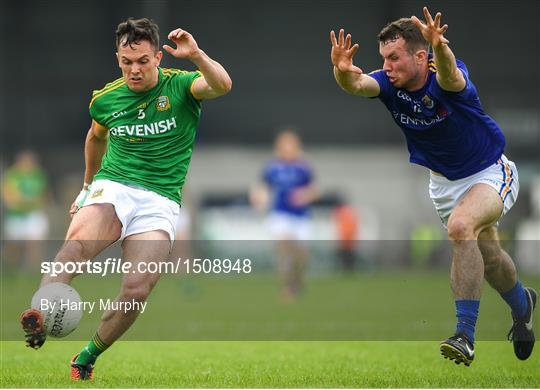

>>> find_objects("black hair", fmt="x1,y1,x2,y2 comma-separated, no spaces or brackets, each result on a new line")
378,18,429,53
116,18,159,51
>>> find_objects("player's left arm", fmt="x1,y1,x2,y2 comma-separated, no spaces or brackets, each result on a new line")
163,28,232,100
411,7,466,92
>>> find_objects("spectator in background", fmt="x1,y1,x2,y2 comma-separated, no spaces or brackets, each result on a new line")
251,130,319,301
2,150,50,267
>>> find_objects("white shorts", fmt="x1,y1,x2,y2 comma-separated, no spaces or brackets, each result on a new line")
429,155,519,228
83,179,180,241
267,212,311,241
4,211,49,240
176,207,191,233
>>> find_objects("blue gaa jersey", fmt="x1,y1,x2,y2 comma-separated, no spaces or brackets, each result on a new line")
369,58,505,180
263,159,313,217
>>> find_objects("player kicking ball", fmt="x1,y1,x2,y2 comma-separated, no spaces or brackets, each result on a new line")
330,6,536,366
20,18,231,380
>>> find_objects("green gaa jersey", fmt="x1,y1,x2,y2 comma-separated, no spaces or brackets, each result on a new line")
89,67,202,204
2,167,47,215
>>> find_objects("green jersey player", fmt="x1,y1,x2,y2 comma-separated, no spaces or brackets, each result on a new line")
20,18,232,380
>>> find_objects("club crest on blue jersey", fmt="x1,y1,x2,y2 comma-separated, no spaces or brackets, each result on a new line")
156,96,171,112
422,94,435,109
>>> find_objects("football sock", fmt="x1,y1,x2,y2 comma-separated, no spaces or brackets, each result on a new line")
75,332,110,365
455,300,479,344
500,280,528,318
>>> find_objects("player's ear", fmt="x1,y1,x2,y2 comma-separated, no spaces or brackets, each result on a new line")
155,50,163,65
415,49,427,64
115,52,120,66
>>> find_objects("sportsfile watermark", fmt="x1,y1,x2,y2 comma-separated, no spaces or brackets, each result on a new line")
41,258,253,277
2,239,539,341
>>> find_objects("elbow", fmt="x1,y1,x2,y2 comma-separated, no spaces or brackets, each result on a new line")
87,132,108,145
212,77,232,98
220,77,233,95
336,79,362,95
340,84,360,96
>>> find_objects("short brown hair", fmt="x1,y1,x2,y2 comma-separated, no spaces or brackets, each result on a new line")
116,18,159,51
378,18,428,53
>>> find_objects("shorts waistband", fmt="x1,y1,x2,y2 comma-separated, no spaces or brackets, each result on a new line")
429,154,508,184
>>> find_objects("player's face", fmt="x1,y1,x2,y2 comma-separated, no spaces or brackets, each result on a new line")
379,38,425,91
276,133,302,161
16,151,38,171
117,40,163,92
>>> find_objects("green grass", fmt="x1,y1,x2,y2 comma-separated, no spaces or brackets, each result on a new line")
2,271,538,387
2,272,539,341
1,340,538,388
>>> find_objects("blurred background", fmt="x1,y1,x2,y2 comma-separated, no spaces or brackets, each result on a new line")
1,0,538,266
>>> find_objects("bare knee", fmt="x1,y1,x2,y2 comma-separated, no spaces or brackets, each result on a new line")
447,218,476,242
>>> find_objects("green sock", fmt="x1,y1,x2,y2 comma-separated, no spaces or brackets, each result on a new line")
75,332,110,365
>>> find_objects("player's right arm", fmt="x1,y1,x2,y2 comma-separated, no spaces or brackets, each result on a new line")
69,120,108,216
250,165,273,213
249,183,270,212
330,29,380,98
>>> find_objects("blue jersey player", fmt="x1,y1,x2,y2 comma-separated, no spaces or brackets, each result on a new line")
252,130,318,300
330,6,536,366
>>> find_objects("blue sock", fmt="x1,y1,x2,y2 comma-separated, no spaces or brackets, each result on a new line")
455,300,480,344
500,281,528,318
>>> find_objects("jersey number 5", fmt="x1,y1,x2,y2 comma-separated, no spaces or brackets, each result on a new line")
137,109,146,120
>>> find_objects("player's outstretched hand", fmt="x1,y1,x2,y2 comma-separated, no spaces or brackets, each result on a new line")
163,28,201,60
411,7,449,47
330,29,363,74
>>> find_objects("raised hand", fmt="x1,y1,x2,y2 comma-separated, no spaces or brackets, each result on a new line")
330,29,363,74
163,28,201,60
411,7,449,47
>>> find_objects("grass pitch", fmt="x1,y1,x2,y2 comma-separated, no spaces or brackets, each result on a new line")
2,270,538,387
1,340,538,388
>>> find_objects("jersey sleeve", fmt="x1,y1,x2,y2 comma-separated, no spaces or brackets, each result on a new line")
367,69,391,101
88,91,108,126
174,70,203,105
88,77,126,127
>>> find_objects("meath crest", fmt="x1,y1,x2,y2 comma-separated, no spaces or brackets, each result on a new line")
91,189,104,199
156,96,171,111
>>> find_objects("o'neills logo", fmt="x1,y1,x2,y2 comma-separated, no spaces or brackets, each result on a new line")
110,117,177,137
49,308,67,337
